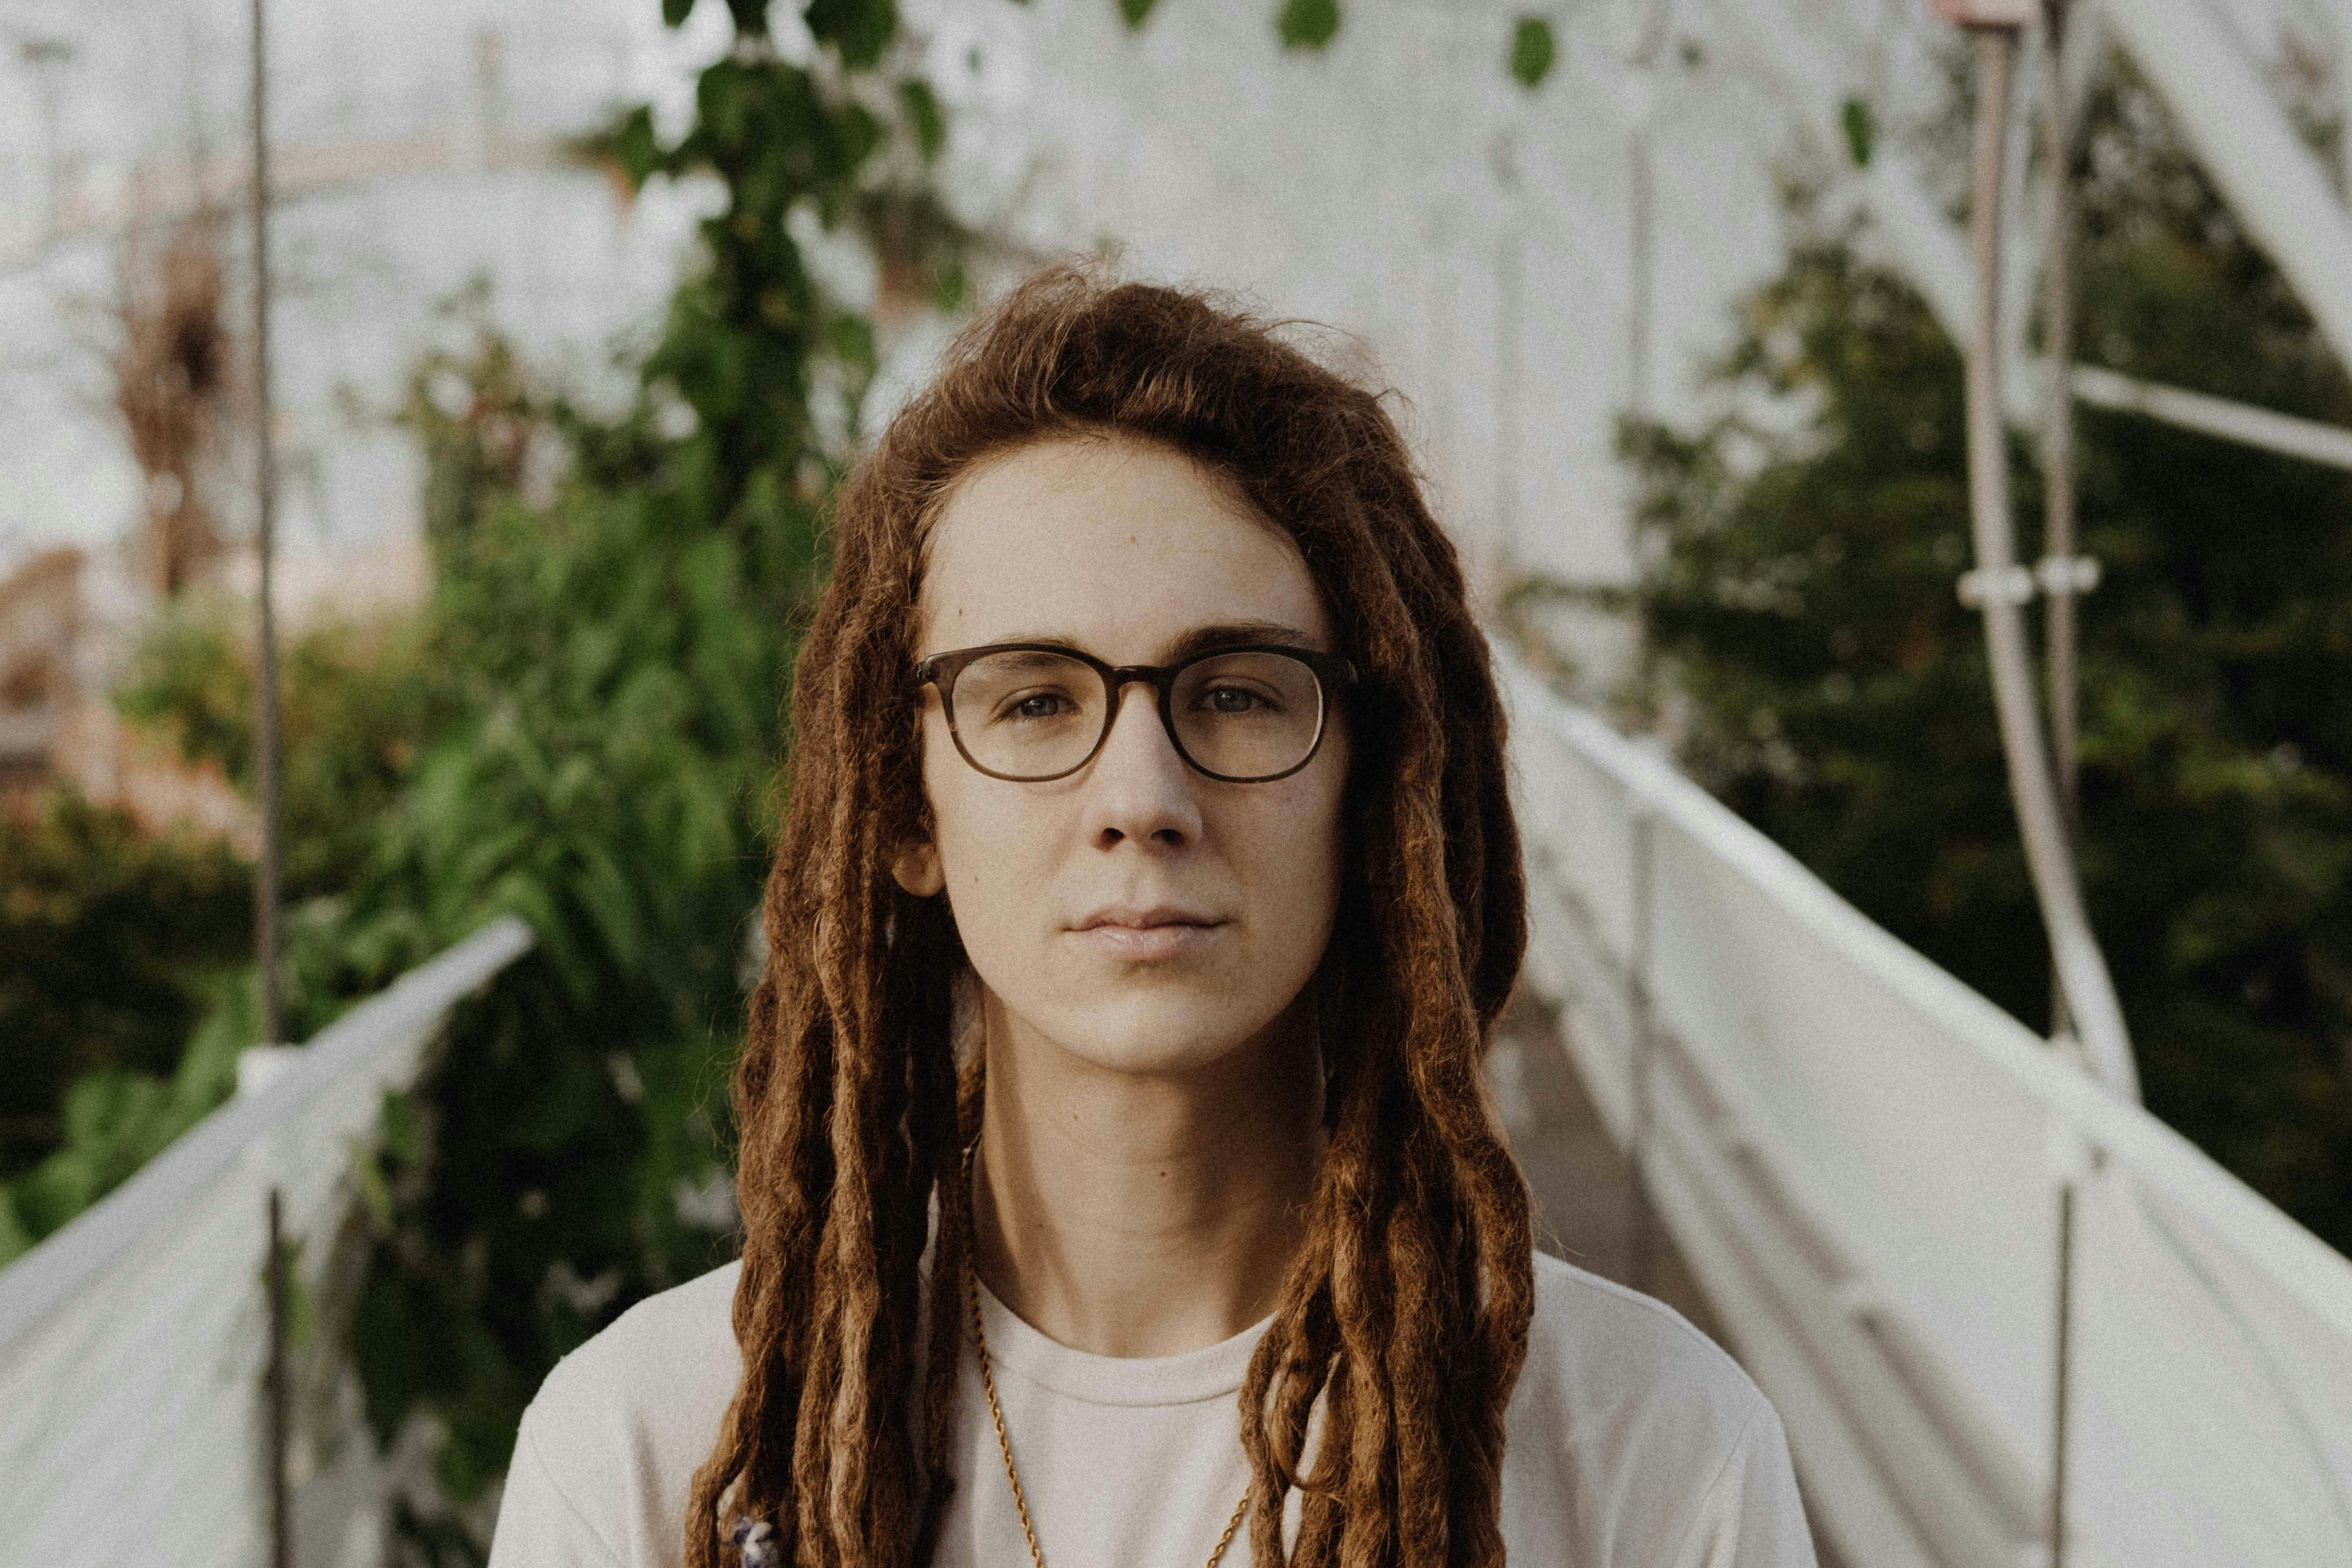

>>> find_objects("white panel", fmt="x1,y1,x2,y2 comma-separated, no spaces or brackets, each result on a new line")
0,918,533,1568
1502,645,2352,1568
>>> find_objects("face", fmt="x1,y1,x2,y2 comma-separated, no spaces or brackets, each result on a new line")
897,434,1350,1081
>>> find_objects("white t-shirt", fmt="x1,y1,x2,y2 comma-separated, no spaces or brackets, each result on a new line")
488,1250,1816,1568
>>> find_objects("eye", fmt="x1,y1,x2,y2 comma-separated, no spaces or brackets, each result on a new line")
995,689,1077,723
1196,683,1278,715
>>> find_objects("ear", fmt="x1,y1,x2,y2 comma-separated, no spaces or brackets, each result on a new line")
890,838,944,898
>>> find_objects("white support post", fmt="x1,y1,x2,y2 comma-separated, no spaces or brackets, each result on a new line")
1955,20,2141,1100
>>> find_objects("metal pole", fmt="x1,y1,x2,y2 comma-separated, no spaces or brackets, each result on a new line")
249,0,284,1048
2048,1177,2076,1568
1627,130,1654,422
1626,807,1658,1297
1497,226,1524,563
19,37,73,243
2039,15,2084,1560
266,1185,292,1568
1959,24,2139,1099
1623,3,1668,720
2040,0,2082,1049
1624,0,1668,423
2039,0,2083,858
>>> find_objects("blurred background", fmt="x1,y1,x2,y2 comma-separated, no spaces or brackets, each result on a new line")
4,1,2351,1566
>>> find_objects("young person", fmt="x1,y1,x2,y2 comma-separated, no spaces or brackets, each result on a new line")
488,268,1815,1568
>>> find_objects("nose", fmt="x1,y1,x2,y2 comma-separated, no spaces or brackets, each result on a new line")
1080,682,1201,850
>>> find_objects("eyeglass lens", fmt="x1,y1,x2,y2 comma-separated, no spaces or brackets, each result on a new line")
946,650,1328,780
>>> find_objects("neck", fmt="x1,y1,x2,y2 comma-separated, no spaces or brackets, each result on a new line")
969,992,1326,1359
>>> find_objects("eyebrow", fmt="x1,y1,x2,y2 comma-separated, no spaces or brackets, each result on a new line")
971,620,1325,664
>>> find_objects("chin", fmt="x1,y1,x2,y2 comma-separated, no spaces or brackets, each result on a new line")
1022,990,1285,1080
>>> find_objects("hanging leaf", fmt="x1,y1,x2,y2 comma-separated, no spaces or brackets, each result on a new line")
897,78,946,162
804,0,897,68
934,259,969,314
1118,0,1158,28
1275,0,1340,52
1840,96,1875,168
1509,16,1555,89
575,104,665,194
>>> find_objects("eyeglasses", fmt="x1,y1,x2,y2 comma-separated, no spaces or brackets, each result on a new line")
911,642,1358,783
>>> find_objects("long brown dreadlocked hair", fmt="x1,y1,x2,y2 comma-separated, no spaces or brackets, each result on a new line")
685,264,1534,1568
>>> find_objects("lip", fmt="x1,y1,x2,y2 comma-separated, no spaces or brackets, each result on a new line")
1070,903,1227,960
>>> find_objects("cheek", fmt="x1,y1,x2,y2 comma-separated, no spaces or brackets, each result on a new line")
1237,761,1349,949
921,721,1040,930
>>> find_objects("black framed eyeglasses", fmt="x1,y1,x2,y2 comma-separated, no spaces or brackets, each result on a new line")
911,642,1358,783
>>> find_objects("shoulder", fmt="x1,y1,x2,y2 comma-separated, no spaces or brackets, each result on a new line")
526,1258,744,1436
1502,1254,1814,1566
490,1261,744,1568
1515,1250,1773,1443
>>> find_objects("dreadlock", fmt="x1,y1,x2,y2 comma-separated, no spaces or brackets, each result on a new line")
686,263,1533,1568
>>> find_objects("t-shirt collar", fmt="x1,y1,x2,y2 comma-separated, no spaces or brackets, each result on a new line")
972,1274,1274,1408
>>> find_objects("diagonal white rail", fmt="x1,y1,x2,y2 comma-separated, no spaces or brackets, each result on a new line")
1499,650,2352,1568
1713,0,2352,474
2098,0,2352,375
0,916,532,1568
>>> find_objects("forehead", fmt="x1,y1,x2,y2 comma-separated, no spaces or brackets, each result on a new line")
915,435,1329,656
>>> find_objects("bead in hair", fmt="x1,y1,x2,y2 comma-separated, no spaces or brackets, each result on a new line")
730,1515,780,1567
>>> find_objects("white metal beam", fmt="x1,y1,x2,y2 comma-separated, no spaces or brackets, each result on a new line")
2068,363,2352,470
1709,0,2352,474
2101,0,2352,377
0,134,574,274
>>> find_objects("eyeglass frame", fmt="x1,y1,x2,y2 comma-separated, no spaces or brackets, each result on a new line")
910,641,1360,784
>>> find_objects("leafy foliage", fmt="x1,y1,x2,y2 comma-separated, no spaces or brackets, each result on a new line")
322,4,954,1553
1606,68,2352,1250
114,604,448,898
1840,96,1874,169
0,795,251,1248
0,967,258,1262
1276,0,1341,54
4,2,946,1552
1508,17,1555,91
0,595,436,1259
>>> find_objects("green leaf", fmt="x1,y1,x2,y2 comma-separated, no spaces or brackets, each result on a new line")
838,100,887,172
804,0,897,68
934,259,969,314
662,0,697,24
897,78,947,162
1509,16,1555,89
1118,0,1157,28
605,105,665,192
1275,0,1340,52
352,1139,397,1235
380,1088,426,1167
0,1189,34,1270
827,312,879,376
1840,96,1874,168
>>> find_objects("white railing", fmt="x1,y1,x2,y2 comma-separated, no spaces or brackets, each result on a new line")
0,916,532,1568
1499,651,2352,1568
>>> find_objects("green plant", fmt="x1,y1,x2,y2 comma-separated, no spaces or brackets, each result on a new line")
0,969,257,1261
0,795,254,1256
10,3,951,1548
314,3,962,1552
1600,64,2352,1252
114,602,447,899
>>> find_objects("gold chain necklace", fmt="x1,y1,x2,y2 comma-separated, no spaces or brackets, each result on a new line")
962,1149,1254,1568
